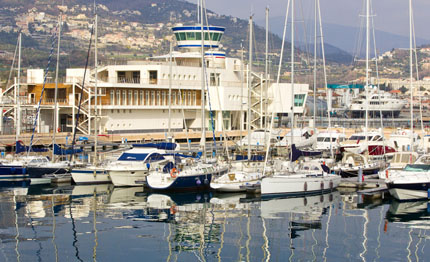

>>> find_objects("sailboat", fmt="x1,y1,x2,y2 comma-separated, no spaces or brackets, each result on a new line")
211,14,268,192
261,0,341,198
70,14,111,185
0,33,29,186
24,15,71,184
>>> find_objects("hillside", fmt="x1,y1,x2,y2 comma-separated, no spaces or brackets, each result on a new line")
0,0,362,86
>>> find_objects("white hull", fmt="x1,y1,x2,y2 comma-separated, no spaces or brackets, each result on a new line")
109,169,148,187
388,188,428,201
71,167,110,184
210,180,260,192
261,174,341,197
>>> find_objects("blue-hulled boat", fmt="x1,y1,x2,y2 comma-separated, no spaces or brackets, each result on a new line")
146,158,228,192
0,159,29,187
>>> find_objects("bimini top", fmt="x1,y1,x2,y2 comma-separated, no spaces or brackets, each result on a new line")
172,25,225,49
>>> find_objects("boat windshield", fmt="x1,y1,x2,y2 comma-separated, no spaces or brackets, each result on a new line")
404,164,430,172
349,136,367,141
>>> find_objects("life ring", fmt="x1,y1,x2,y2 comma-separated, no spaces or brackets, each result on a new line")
170,168,178,178
402,131,406,135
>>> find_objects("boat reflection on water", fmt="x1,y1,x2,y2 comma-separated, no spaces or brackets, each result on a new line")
2,184,430,261
386,200,430,227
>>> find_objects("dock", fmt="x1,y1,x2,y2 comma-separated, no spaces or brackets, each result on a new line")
339,175,386,190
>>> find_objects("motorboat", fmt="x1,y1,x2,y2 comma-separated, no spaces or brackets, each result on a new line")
107,146,173,187
340,129,395,157
314,130,346,153
386,154,430,200
378,151,418,180
386,164,430,200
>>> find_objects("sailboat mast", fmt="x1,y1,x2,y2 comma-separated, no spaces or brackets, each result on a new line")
265,7,269,131
365,0,370,144
16,33,21,142
248,16,253,160
200,0,206,160
240,45,244,147
94,14,98,164
317,0,332,157
290,0,295,148
409,0,414,150
313,0,317,131
52,15,62,160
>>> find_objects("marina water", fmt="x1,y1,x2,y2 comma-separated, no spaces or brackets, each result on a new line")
0,185,429,261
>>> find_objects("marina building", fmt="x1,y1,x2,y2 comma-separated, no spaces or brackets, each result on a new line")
0,25,308,135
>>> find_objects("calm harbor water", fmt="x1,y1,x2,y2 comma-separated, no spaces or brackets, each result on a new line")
0,185,429,262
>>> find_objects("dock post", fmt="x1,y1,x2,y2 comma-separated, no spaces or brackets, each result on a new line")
358,167,363,183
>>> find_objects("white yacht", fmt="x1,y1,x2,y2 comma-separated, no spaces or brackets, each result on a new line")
348,88,406,118
107,147,169,187
385,154,430,200
378,151,418,180
314,130,346,152
340,130,396,157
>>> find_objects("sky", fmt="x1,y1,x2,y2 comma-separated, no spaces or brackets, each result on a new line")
186,0,430,40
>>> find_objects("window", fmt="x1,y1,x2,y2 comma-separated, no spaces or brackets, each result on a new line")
172,91,176,105
149,70,158,84
174,33,181,41
132,71,140,84
134,91,138,105
294,94,305,107
179,32,186,40
151,91,155,105
122,90,127,105
193,91,196,105
210,73,220,86
211,33,220,41
186,32,196,40
188,91,191,106
162,91,166,106
117,71,126,83
128,90,133,106
145,91,149,105
140,90,144,105
116,90,120,106
110,90,114,105
181,91,185,105
156,91,161,105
